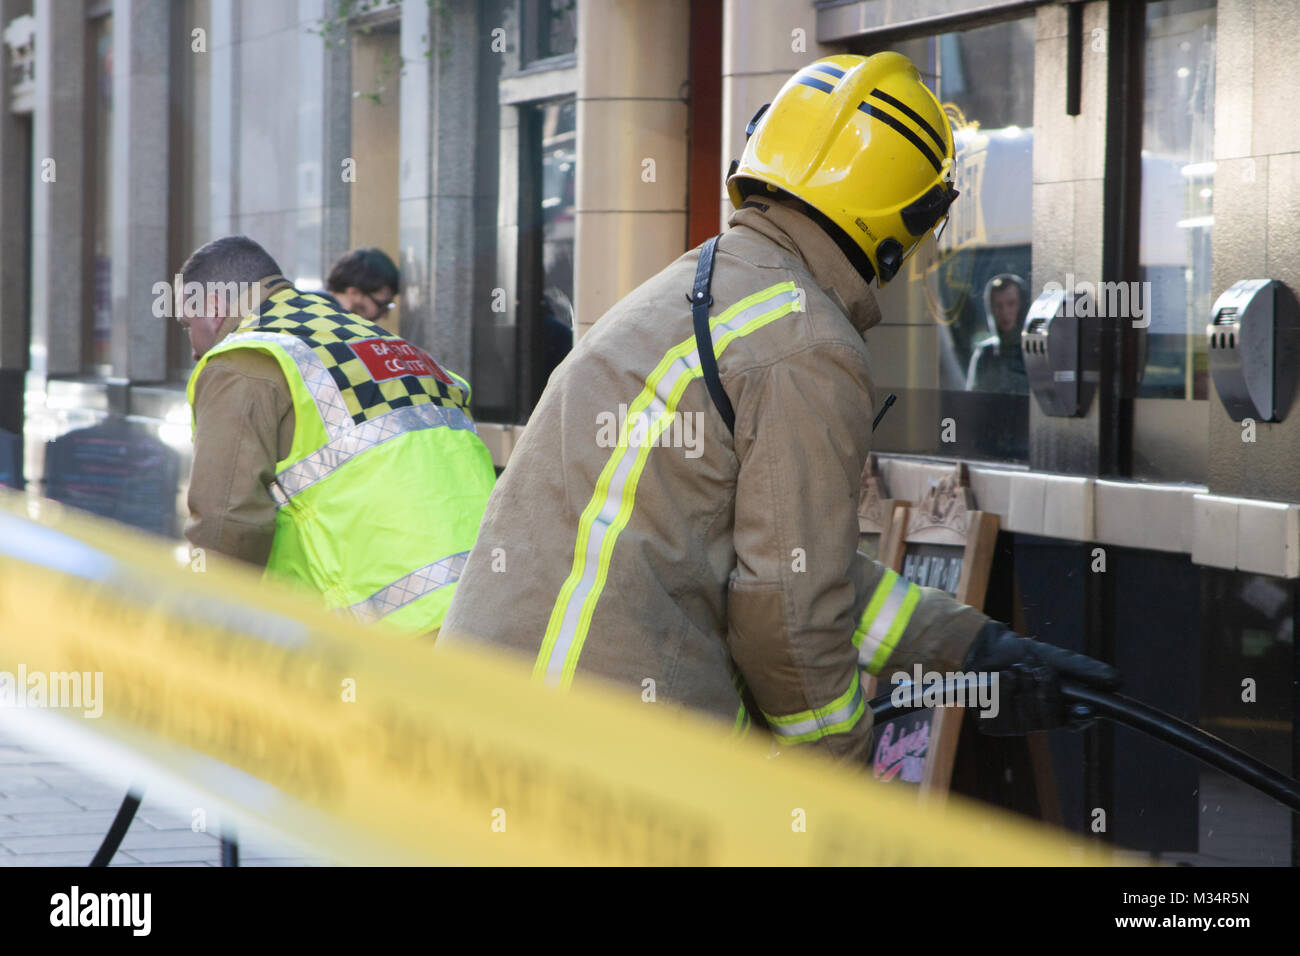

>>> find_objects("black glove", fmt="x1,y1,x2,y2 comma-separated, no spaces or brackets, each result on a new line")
961,621,1121,735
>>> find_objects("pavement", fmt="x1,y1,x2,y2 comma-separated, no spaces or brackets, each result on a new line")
0,725,333,867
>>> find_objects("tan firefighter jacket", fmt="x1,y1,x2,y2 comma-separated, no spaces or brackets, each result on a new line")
440,196,989,763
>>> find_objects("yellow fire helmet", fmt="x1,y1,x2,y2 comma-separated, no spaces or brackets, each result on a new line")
726,52,958,286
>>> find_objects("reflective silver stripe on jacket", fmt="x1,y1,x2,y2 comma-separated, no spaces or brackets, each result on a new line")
765,678,865,740
230,331,354,439
348,550,470,624
857,572,914,668
539,285,802,687
231,330,478,506
273,403,475,503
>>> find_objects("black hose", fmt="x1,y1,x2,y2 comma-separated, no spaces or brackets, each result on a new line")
89,788,143,866
868,678,1300,814
1059,680,1300,815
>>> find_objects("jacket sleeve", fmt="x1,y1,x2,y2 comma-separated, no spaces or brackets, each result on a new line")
725,341,987,763
185,352,292,568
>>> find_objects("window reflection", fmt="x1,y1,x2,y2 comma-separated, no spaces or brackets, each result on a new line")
536,98,575,386
861,19,1034,462
1139,0,1216,399
967,273,1029,393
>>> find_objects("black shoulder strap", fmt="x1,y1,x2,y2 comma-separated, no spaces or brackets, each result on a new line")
690,235,736,435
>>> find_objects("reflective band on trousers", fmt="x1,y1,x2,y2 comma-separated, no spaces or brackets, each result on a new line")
763,671,866,746
348,550,470,624
854,569,921,674
269,402,476,506
230,331,355,439
534,281,803,690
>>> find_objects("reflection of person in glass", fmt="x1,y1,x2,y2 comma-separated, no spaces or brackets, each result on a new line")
966,273,1028,394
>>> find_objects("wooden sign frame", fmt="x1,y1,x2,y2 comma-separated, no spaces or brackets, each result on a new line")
856,454,900,562
865,464,999,800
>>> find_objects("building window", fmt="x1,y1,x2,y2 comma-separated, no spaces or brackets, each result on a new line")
855,17,1035,462
517,96,575,417
1138,0,1216,400
348,18,402,333
521,0,576,66
478,6,577,425
168,0,211,382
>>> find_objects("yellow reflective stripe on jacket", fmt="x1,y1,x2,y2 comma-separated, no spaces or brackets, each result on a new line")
732,702,750,737
762,670,865,746
731,669,751,737
534,281,802,689
853,569,921,674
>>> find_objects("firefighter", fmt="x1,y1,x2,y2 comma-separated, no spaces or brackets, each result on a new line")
179,235,495,635
440,53,1117,756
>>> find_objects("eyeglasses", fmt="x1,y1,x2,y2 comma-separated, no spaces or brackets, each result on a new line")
367,292,397,313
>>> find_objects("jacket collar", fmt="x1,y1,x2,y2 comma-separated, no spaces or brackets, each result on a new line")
213,273,296,341
727,197,883,335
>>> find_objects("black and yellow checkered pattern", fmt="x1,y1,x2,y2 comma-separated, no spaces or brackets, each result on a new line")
234,288,470,424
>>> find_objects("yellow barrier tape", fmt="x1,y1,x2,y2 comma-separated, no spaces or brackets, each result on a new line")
0,492,1124,865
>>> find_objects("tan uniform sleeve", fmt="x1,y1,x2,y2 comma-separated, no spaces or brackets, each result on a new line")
184,351,294,568
726,341,987,763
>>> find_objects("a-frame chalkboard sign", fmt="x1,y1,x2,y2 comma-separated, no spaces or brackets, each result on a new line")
857,454,901,562
865,463,999,799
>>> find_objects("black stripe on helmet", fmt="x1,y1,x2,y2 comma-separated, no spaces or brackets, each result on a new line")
858,102,942,173
868,87,947,155
812,63,846,79
795,75,834,95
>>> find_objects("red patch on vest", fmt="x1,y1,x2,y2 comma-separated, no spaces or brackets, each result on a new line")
349,338,454,385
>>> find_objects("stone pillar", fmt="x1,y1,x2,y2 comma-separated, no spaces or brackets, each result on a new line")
316,0,350,281
397,0,499,376
207,0,238,237
573,0,690,337
719,0,833,232
292,0,349,287
29,0,85,376
109,0,170,382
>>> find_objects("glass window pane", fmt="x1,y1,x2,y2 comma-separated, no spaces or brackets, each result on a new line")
523,0,577,65
1139,0,1216,400
857,18,1035,462
523,97,575,415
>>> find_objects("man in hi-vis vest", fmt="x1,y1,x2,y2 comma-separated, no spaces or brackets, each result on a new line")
441,53,1119,758
179,235,495,635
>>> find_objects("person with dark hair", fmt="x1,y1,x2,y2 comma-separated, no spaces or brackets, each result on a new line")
966,273,1030,394
325,247,401,323
178,235,495,635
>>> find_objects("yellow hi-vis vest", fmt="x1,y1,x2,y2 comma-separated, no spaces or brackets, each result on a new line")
186,287,496,634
